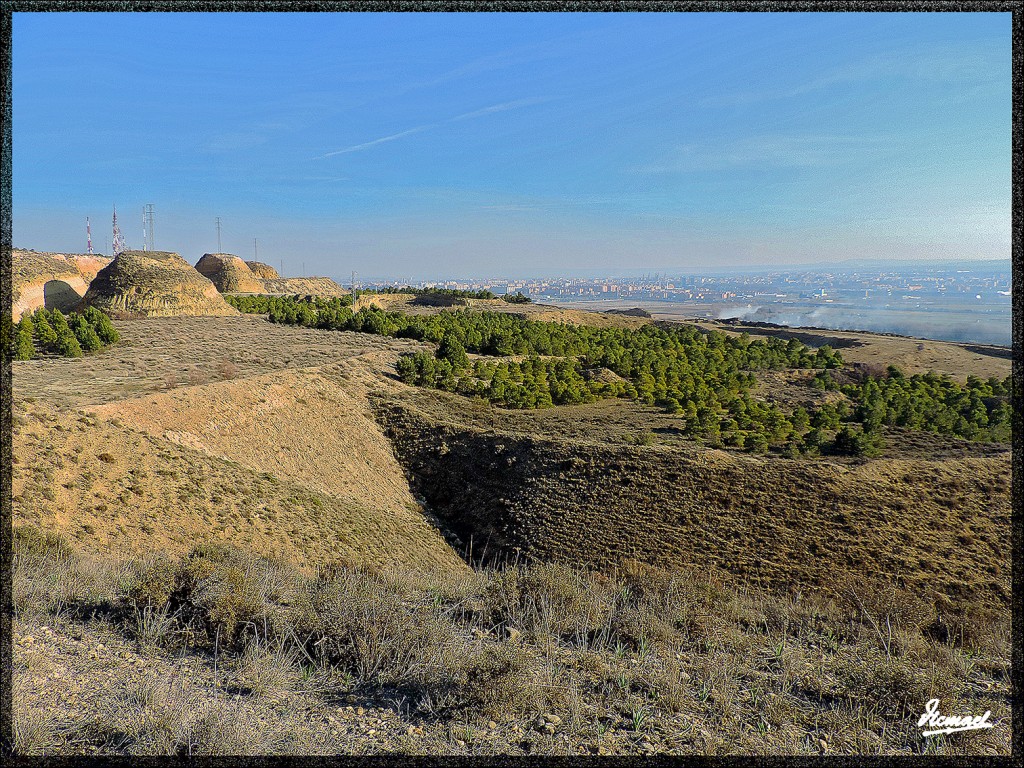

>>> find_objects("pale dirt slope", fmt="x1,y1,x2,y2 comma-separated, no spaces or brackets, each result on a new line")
12,315,466,574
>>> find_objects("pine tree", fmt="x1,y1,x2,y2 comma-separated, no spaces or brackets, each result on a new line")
14,316,35,360
70,314,103,353
437,334,469,370
51,311,83,357
32,309,58,351
84,306,120,344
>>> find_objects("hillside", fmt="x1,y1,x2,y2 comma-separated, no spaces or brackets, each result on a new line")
10,308,1013,757
12,399,460,573
373,388,1011,611
12,249,112,320
12,316,464,574
81,251,239,317
195,253,266,293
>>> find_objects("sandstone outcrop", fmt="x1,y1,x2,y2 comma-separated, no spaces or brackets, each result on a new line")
259,276,349,296
245,260,280,279
12,249,112,320
81,251,239,317
194,253,266,293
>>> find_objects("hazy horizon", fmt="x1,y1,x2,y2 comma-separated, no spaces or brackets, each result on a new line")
13,12,1011,280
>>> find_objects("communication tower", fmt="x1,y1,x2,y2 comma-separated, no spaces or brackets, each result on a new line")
111,206,127,257
216,217,222,252
142,204,154,251
86,217,93,254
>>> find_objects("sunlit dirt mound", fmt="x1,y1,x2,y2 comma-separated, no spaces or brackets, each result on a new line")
12,371,466,574
257,277,350,296
195,253,266,293
80,366,465,573
245,260,280,279
81,251,239,317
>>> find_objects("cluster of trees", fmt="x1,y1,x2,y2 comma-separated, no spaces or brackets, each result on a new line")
502,292,532,304
361,286,499,300
224,294,354,317
231,296,1012,453
13,306,119,360
333,306,845,450
826,368,1011,443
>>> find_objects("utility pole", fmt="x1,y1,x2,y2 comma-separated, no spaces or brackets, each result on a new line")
215,217,222,252
351,270,357,298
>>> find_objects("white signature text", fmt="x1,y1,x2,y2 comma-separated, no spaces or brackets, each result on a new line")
918,698,994,737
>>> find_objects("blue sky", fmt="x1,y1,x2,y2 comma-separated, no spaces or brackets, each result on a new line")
12,12,1011,280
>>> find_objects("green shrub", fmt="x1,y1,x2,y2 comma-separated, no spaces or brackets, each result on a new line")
14,316,35,360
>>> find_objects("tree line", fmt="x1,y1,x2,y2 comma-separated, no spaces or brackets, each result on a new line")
360,286,532,303
228,296,1012,455
13,306,120,360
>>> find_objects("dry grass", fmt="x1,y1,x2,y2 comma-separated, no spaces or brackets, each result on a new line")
12,395,465,574
376,395,1011,615
11,531,1011,756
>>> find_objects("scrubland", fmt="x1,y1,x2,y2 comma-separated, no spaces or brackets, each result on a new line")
9,310,1013,756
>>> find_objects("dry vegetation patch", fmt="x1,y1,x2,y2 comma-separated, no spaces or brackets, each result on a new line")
11,532,1011,756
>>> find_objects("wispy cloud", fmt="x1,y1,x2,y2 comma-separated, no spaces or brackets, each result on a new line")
318,97,553,159
702,44,1006,108
322,126,431,157
451,97,551,122
633,134,899,174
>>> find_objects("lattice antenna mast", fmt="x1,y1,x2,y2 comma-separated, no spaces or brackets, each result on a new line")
216,217,222,252
144,204,155,251
86,217,92,254
111,205,127,257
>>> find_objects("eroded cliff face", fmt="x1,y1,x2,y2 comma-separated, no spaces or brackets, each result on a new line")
373,396,1012,610
253,277,349,296
195,253,266,293
11,250,112,320
81,251,239,317
245,260,280,279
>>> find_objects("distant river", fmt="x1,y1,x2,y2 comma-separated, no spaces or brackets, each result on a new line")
549,297,1012,347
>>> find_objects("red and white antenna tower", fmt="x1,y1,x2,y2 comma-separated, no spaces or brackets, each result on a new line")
112,205,127,256
86,217,93,254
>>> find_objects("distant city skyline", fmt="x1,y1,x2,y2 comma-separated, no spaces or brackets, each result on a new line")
13,11,1011,280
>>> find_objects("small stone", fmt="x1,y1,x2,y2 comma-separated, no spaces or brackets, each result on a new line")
543,714,562,725
488,721,497,730
597,746,609,755
639,741,655,752
406,726,417,736
819,739,828,753
679,671,691,681
455,740,466,747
